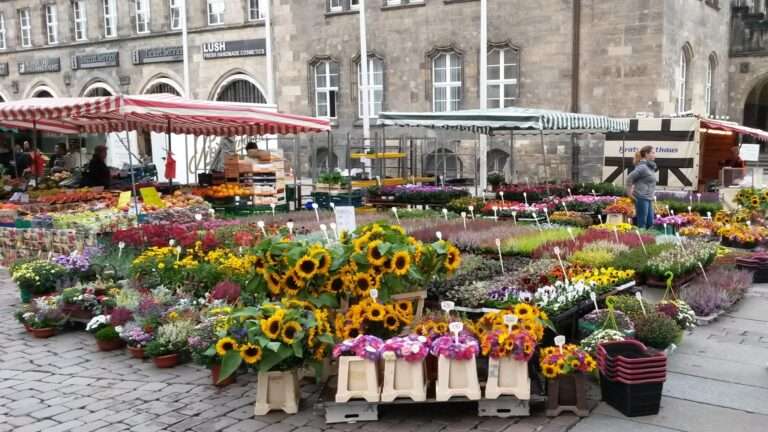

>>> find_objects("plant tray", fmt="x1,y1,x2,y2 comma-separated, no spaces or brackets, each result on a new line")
645,271,696,289
597,361,667,376
597,341,667,367
600,373,663,417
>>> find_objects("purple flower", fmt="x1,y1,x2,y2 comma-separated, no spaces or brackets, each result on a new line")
430,335,479,360
333,335,384,361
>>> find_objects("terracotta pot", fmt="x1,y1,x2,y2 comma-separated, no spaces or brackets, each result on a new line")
211,364,236,387
29,327,56,338
127,345,146,359
97,338,126,352
60,304,94,321
153,353,180,368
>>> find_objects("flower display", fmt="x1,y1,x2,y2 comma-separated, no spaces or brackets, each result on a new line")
334,298,414,340
379,335,430,362
645,239,718,279
717,224,768,247
656,299,696,330
604,197,635,217
333,335,385,361
534,280,596,315
370,185,469,205
480,329,537,361
11,260,67,296
412,316,479,342
430,334,480,360
475,306,548,342
119,322,154,347
539,344,596,379
569,267,635,293
14,297,66,329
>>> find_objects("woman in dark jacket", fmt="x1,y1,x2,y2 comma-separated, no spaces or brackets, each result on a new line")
626,145,658,229
83,145,111,188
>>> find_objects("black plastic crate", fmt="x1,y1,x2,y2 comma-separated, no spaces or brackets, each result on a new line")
600,372,663,417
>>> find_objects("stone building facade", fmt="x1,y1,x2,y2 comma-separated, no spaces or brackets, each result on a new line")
0,0,737,183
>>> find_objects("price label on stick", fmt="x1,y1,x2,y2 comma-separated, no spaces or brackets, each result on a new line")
449,321,464,344
554,335,566,354
635,292,647,316
441,301,455,314
590,291,599,311
503,314,518,332
369,289,378,303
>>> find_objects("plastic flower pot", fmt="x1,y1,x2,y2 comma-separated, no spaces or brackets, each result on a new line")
380,355,427,402
152,353,180,368
335,355,380,403
599,372,663,417
254,370,299,415
545,373,589,417
211,364,236,387
484,356,531,400
435,356,481,402
19,287,32,304
29,327,56,339
97,338,126,352
127,345,146,359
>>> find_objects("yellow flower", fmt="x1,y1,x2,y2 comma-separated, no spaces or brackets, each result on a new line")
313,344,328,361
253,255,267,272
158,262,165,270
444,245,461,272
383,312,400,331
541,364,558,379
283,271,305,297
352,272,373,296
265,272,283,295
295,256,319,279
366,240,387,266
240,343,262,364
342,323,362,340
261,316,282,340
394,300,413,319
215,337,239,357
390,251,411,276
281,321,302,345
325,274,346,294
314,250,332,275
513,303,533,319
365,302,387,322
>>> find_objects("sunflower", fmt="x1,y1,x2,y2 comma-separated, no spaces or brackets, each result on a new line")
283,271,305,297
265,272,283,295
435,322,448,334
365,302,387,322
325,274,346,294
342,324,362,340
281,321,302,345
394,300,413,318
215,337,239,357
240,343,263,364
315,251,332,275
366,240,388,266
541,364,558,379
390,251,411,276
353,272,374,296
513,303,533,319
313,344,327,361
253,255,267,272
383,313,400,331
261,316,282,340
751,196,761,207
444,245,461,272
570,359,581,369
295,256,319,279
353,234,370,254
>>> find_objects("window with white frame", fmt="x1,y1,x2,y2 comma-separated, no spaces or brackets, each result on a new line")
19,8,31,48
313,60,339,119
0,14,5,50
329,0,343,12
73,1,87,41
386,0,424,5
170,0,181,30
208,0,225,25
45,4,58,45
677,45,692,113
705,54,717,117
358,57,384,118
135,0,150,34
488,47,519,108
248,0,264,21
103,0,117,37
350,0,360,9
432,52,461,112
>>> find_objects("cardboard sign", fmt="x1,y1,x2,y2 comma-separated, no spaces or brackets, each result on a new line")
139,187,165,208
116,191,131,209
334,206,357,234
740,144,760,162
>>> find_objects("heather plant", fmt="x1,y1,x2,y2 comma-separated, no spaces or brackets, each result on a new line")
634,312,682,350
533,228,654,260
681,266,752,315
427,254,501,304
610,243,675,273
506,228,577,256
607,294,653,322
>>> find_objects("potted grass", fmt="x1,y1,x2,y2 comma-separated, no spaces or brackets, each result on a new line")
540,343,597,417
145,320,197,368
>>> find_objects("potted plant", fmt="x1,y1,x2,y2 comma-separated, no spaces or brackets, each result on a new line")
144,320,197,368
333,335,384,403
86,315,125,351
14,297,66,338
188,305,237,386
633,312,682,350
379,335,430,402
431,334,482,401
487,173,505,191
540,343,596,417
11,260,67,303
59,286,102,321
481,329,537,400
119,322,154,359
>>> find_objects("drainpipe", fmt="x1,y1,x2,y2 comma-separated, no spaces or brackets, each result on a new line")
571,0,581,113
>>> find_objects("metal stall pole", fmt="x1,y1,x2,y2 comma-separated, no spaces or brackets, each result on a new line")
293,135,300,211
167,117,173,189
540,130,549,194
621,133,626,187
310,134,316,183
121,100,141,222
32,119,38,187
474,134,479,197
509,131,514,184
11,134,18,178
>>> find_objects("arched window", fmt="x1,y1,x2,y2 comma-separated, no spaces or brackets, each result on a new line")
677,44,693,113
705,53,717,117
145,80,182,96
487,149,509,174
424,148,463,179
32,89,54,98
432,51,461,112
488,46,519,108
82,82,116,97
216,77,267,104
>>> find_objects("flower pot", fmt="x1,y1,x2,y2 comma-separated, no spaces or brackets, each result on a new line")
152,353,180,368
335,355,380,403
546,373,589,417
127,345,146,359
60,304,94,321
254,370,299,415
380,355,427,402
96,338,125,352
484,356,531,400
211,364,236,387
29,327,56,338
19,287,32,304
435,356,481,401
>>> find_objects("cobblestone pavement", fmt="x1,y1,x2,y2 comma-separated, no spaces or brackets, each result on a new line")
1,269,767,432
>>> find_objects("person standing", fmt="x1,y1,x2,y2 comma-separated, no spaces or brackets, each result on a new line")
48,143,68,171
626,145,658,229
83,145,111,188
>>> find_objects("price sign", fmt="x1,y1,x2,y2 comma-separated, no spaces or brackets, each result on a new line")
334,206,357,233
635,292,647,316
116,191,131,209
139,187,165,208
449,321,464,343
554,335,566,354
441,301,455,313
194,213,203,222
503,314,518,326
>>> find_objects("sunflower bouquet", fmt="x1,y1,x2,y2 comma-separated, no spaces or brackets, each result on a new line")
539,344,597,380
334,298,415,340
735,187,763,210
475,304,549,342
412,315,479,342
209,301,335,382
480,329,537,362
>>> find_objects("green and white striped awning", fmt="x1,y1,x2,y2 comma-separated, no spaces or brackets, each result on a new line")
378,107,630,135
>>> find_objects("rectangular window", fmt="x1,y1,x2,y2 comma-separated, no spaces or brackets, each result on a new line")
73,1,87,41
329,0,343,12
248,0,263,21
314,61,339,119
170,0,181,30
487,48,519,108
45,4,58,45
433,53,461,112
350,0,360,9
358,58,384,118
103,0,117,37
19,8,31,48
0,14,6,50
207,0,225,25
135,0,150,34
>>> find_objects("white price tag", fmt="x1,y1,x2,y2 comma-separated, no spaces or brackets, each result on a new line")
168,239,176,247
448,321,464,334
369,289,379,302
441,301,455,313
436,231,443,241
503,314,518,326
554,335,566,353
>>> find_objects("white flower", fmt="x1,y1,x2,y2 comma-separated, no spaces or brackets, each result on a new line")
86,315,108,332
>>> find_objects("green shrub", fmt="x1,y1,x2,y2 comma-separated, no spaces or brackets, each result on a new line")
634,312,682,350
610,243,675,273
144,340,170,358
446,196,486,215
506,228,576,256
568,241,629,268
94,325,120,342
608,294,652,322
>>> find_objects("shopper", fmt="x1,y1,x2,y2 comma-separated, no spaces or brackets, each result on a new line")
626,145,658,229
83,145,111,188
13,143,31,177
48,143,68,171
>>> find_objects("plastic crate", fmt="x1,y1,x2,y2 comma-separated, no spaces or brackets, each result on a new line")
600,372,663,417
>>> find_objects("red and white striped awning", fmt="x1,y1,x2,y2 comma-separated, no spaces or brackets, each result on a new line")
0,94,331,136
